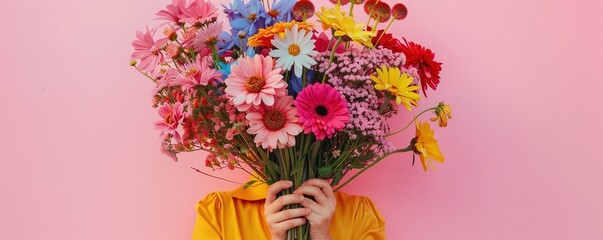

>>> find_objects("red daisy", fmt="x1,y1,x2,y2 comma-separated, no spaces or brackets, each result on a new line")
400,40,443,96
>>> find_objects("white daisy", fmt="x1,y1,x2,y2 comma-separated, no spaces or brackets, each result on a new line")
269,24,318,78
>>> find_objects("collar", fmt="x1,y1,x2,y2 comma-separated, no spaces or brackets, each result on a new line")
229,177,268,201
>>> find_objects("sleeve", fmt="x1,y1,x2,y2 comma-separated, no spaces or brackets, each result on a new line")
192,192,223,240
352,197,386,240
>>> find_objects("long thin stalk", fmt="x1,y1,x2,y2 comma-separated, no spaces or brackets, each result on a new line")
334,146,413,191
385,107,435,137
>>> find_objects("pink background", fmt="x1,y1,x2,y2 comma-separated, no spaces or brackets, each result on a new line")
2,0,602,239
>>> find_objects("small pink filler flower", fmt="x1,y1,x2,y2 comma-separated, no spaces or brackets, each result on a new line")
224,55,287,111
155,102,185,142
295,83,350,140
246,96,303,150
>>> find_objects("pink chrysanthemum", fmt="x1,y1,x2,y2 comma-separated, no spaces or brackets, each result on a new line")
224,55,287,112
177,57,222,91
156,0,187,23
179,0,219,25
155,102,185,142
294,83,350,140
194,21,223,50
131,29,168,72
246,96,303,150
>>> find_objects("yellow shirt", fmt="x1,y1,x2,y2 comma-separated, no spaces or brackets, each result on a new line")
192,182,386,240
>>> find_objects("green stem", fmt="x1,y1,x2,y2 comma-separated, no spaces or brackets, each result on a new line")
190,167,245,185
334,146,413,191
374,16,397,45
321,37,343,83
385,107,436,137
301,68,307,87
210,43,221,69
133,66,156,82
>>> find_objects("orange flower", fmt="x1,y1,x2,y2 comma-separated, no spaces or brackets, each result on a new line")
430,102,452,127
248,21,315,48
413,121,444,171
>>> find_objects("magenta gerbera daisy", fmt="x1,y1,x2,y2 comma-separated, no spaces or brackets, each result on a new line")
224,55,287,112
246,96,303,150
294,83,350,140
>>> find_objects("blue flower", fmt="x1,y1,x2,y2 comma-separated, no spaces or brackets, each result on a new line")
222,0,245,22
217,31,236,55
290,70,315,95
261,0,294,26
230,0,267,37
217,61,233,80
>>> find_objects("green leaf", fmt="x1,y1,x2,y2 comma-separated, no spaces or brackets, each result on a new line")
243,180,258,189
332,171,342,185
351,163,366,169
290,165,304,178
318,165,333,178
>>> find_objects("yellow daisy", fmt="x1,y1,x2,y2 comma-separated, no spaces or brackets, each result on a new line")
413,121,445,172
431,102,452,127
370,66,421,111
248,21,315,48
316,5,375,47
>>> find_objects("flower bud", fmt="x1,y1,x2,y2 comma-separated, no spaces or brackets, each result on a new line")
292,0,315,21
392,3,408,20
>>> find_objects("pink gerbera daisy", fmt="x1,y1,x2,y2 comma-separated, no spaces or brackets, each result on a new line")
131,28,169,72
294,83,350,140
224,55,287,112
155,102,185,142
246,96,303,150
179,0,219,25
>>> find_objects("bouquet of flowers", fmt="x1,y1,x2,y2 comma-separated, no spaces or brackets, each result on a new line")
131,0,452,238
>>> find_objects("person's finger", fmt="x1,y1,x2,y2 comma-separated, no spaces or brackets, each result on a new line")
265,208,311,224
298,197,330,217
265,194,305,214
266,180,292,204
294,185,329,206
301,179,335,200
270,218,307,232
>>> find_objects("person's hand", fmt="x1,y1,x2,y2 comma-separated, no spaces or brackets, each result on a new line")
264,180,311,240
294,179,336,240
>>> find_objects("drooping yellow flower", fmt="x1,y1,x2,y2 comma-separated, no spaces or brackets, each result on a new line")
413,121,444,172
316,5,375,47
431,102,452,127
248,21,315,48
370,66,421,111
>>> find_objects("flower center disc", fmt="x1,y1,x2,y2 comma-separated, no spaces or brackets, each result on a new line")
268,10,280,18
288,44,301,56
314,105,328,117
245,75,265,93
164,113,174,125
263,110,286,131
248,13,257,21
